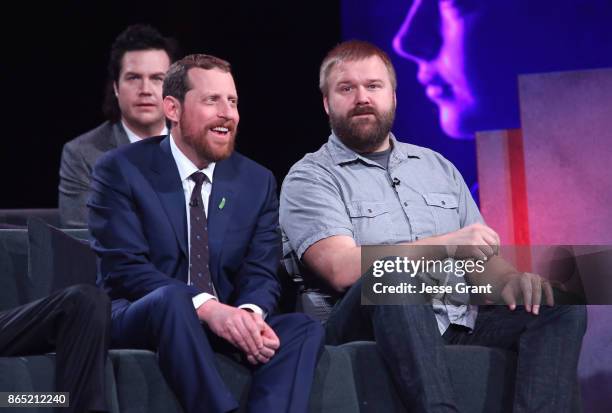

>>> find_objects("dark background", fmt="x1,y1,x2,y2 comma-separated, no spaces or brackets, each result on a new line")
1,0,341,208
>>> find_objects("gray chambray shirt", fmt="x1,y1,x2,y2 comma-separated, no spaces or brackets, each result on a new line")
280,133,484,334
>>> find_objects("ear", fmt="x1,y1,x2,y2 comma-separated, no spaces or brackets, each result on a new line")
163,96,181,125
393,91,397,108
323,96,330,115
113,82,119,97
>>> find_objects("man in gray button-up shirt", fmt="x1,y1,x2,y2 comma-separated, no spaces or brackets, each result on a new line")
280,40,586,412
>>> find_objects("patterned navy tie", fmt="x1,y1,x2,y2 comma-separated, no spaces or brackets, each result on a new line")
189,171,214,295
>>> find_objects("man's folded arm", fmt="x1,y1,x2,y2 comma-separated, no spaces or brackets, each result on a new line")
280,166,361,292
302,236,362,293
281,166,450,292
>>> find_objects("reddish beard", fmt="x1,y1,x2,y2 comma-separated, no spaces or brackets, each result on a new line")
180,114,237,162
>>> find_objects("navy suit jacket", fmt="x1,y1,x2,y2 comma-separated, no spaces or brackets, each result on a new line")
88,136,281,315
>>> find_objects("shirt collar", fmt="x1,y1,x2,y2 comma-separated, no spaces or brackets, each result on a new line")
169,133,216,184
327,131,421,166
121,121,168,144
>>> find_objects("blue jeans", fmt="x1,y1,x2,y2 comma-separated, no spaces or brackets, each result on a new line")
325,277,586,413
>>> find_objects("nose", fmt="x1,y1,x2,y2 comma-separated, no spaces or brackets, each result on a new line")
139,78,153,95
217,99,238,120
393,0,441,62
354,86,371,105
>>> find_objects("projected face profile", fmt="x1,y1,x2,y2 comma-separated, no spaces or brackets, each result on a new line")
393,0,612,139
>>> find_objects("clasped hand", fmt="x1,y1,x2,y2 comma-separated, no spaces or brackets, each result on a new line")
197,301,280,365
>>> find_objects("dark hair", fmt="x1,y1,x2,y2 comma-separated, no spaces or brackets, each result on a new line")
102,24,178,122
163,54,232,103
319,40,397,96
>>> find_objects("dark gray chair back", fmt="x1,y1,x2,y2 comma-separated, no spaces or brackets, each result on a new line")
0,208,60,228
0,229,30,311
27,218,96,301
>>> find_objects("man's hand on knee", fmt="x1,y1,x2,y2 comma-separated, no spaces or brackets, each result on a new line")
501,272,555,314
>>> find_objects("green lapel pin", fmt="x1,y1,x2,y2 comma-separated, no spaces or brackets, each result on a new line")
218,197,226,210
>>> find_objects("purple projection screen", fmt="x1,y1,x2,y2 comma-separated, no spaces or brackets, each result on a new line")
342,0,612,197
343,1,612,411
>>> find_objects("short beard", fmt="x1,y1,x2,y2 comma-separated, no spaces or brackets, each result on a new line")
189,130,236,162
329,104,395,153
181,113,236,163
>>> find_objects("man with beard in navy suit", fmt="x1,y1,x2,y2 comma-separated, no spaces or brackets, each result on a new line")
89,54,324,413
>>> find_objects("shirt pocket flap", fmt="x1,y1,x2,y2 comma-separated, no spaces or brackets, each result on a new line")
347,201,390,218
423,193,458,209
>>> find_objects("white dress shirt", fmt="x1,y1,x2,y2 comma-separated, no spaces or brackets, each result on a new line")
122,121,168,143
169,134,264,317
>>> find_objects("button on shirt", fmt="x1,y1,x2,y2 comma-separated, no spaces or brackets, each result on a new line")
169,135,264,317
280,133,483,334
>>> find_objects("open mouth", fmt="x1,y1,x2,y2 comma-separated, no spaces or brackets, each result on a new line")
210,126,230,137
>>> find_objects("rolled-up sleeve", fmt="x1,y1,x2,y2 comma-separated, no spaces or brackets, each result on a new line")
280,161,354,259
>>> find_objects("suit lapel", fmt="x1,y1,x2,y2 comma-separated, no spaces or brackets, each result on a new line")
111,122,130,148
150,137,188,257
208,156,237,275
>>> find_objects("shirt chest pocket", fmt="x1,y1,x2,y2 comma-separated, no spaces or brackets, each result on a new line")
347,201,394,245
422,193,460,234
